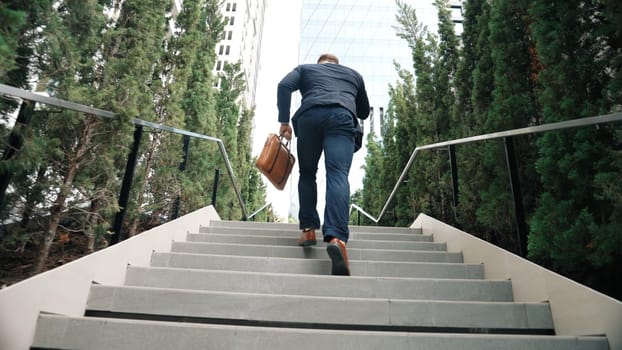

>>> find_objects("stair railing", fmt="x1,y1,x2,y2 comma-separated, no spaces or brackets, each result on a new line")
350,111,622,256
0,83,269,242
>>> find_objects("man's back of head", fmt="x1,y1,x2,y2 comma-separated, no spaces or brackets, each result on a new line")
317,53,339,64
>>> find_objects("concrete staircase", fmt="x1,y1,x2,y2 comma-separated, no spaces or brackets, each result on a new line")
31,220,609,349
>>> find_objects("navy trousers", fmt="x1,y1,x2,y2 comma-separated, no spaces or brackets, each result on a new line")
294,106,355,243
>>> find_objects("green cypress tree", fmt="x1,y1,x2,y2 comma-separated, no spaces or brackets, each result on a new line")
214,61,246,219
395,1,448,222
432,0,459,141
26,0,170,273
0,1,54,226
236,106,253,206
452,0,490,233
0,1,52,93
0,4,26,78
475,0,540,252
22,0,113,272
349,188,364,225
471,1,493,129
529,0,622,299
61,0,134,253
360,130,385,225
380,91,399,226
92,0,171,238
124,0,211,235
390,66,418,226
429,0,459,223
452,0,478,139
603,0,622,108
238,107,268,220
179,0,224,215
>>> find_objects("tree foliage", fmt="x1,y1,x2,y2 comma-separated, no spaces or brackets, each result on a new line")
451,0,489,235
357,0,622,299
527,0,622,298
472,0,540,252
359,130,385,225
0,3,26,78
391,0,458,224
0,0,265,276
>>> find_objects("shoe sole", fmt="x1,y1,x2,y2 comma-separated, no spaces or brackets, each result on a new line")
327,244,350,276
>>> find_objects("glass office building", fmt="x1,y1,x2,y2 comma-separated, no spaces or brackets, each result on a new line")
299,0,441,136
296,0,440,193
279,0,463,219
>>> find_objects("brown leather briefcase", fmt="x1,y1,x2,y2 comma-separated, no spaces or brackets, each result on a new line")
255,133,295,190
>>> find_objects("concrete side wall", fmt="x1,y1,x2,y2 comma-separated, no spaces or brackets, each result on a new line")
0,206,220,350
412,213,622,350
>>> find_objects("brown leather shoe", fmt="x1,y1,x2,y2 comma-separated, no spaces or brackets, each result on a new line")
297,229,317,246
327,238,350,276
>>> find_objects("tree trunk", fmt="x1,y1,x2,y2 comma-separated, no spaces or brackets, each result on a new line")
85,198,102,254
128,131,159,237
32,165,78,274
128,217,140,238
31,118,97,274
19,165,47,228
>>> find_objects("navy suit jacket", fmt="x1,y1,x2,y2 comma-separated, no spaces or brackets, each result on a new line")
277,63,370,125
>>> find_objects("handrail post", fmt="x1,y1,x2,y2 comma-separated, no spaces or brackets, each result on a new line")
0,100,35,209
111,125,143,244
211,169,220,206
448,144,459,208
504,136,528,257
171,135,190,220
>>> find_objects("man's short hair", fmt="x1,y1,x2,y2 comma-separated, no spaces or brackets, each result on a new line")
317,53,339,64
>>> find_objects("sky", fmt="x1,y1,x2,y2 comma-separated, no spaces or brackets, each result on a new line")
251,0,441,221
251,0,302,220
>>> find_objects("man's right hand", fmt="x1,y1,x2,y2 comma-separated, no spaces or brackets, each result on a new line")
279,123,293,141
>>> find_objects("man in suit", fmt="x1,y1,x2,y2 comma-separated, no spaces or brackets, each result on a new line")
277,53,370,276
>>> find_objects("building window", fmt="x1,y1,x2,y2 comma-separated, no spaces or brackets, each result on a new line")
216,60,222,70
227,31,233,40
224,16,229,25
230,16,235,25
218,45,224,55
225,45,230,55
232,3,237,11
226,3,230,11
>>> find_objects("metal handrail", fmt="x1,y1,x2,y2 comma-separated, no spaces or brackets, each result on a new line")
0,83,267,220
352,111,622,223
248,201,272,220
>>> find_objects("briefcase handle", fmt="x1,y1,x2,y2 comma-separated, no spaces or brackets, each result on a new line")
278,134,291,150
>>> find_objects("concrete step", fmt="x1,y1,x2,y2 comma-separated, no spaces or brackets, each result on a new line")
125,266,513,302
186,232,445,250
151,252,485,279
199,225,433,242
86,285,553,333
33,314,610,350
207,220,421,234
29,218,614,350
170,241,462,263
